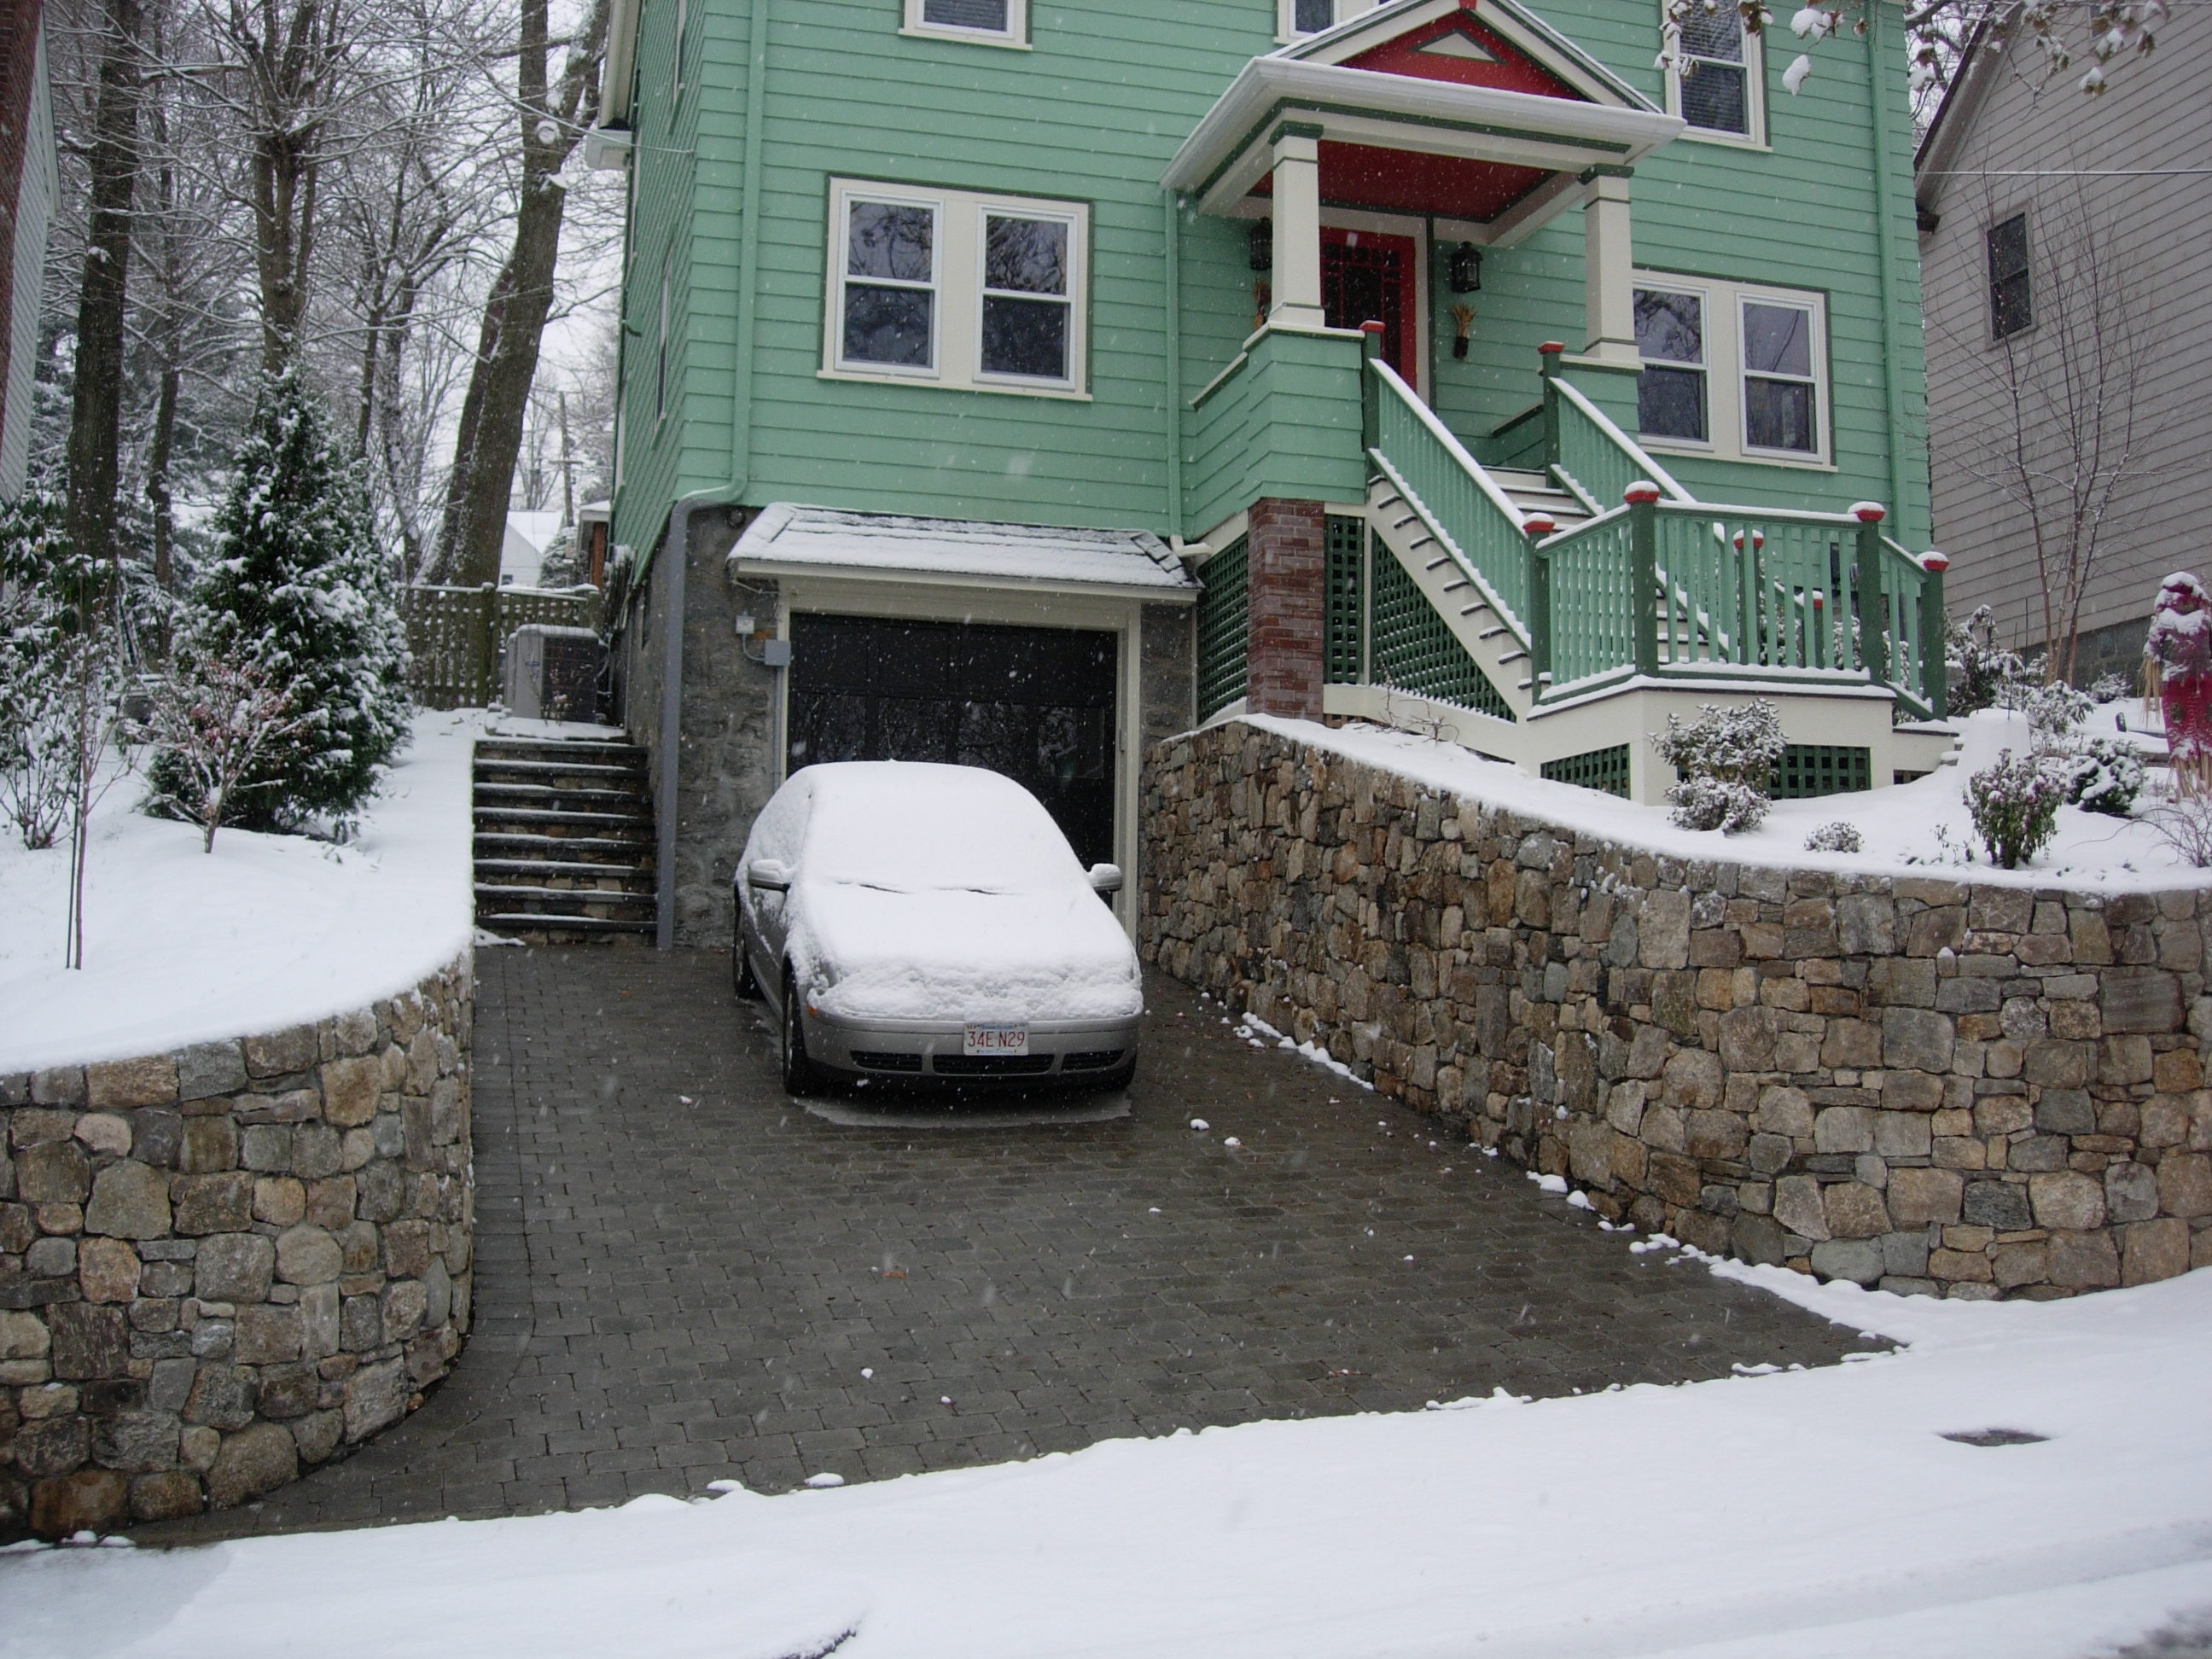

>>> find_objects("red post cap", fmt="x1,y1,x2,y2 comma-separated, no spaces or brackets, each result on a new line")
1538,341,1566,355
1523,512,1556,537
1850,501,1887,522
1813,591,1826,608
1359,319,1386,338
1623,481,1662,504
1922,550,1949,573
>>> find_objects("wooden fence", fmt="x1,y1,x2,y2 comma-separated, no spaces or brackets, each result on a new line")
400,585,599,710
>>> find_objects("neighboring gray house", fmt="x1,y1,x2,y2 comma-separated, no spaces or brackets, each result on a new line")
1914,6,2208,683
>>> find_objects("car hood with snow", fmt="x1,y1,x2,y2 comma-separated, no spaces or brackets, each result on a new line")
748,762,1142,1025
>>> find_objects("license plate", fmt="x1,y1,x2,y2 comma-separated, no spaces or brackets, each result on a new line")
963,1024,1028,1057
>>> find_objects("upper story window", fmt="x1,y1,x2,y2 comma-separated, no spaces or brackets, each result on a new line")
1988,212,2032,340
1281,0,1382,38
1663,1,1766,146
1634,273,1828,464
825,178,1088,398
904,0,1028,48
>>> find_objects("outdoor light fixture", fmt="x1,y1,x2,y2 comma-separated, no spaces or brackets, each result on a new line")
1249,218,1273,271
1447,242,1482,294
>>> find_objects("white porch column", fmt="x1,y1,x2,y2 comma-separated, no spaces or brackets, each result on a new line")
1580,166,1639,368
1268,124,1326,330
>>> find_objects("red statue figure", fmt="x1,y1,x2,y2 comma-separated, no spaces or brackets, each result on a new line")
2146,572,2212,792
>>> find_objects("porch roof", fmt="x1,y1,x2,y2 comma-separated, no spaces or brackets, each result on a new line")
728,505,1198,602
1162,0,1680,230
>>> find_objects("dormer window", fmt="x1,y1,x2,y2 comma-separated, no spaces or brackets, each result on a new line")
904,0,1027,49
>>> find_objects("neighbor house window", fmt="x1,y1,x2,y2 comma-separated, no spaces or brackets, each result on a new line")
1663,1,1765,144
1635,272,1828,463
1988,212,2031,340
903,0,1027,47
825,178,1087,397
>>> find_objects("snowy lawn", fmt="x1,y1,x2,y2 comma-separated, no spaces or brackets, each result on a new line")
0,710,483,1074
3,1257,2208,1659
1253,700,2202,891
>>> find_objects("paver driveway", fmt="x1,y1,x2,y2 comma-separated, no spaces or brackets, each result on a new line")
137,948,1866,1542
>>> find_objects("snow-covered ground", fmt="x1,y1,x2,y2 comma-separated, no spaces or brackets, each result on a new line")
1251,700,2202,892
4,1258,2208,1659
0,710,482,1074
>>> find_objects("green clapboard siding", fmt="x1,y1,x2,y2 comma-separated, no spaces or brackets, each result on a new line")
613,0,1930,562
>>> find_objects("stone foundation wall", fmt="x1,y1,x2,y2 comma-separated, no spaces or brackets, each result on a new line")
1143,723,2212,1300
0,954,474,1538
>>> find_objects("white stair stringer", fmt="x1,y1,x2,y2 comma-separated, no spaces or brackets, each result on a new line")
1363,469,1536,726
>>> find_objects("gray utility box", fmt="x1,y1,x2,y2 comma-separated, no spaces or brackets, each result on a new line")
503,624,604,722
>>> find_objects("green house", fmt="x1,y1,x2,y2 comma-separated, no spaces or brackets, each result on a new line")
589,0,1953,946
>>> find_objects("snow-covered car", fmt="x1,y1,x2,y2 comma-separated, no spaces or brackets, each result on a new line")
732,762,1142,1093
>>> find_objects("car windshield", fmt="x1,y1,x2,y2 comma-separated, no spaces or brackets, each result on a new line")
800,765,1084,893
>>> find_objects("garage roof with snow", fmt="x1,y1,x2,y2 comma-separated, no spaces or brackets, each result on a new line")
729,505,1198,599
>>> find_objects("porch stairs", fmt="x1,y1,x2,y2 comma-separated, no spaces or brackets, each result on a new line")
472,736,657,944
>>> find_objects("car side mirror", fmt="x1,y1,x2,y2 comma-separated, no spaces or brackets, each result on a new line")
1087,863,1123,894
748,859,792,892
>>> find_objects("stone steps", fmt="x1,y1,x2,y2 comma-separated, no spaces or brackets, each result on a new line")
472,736,656,945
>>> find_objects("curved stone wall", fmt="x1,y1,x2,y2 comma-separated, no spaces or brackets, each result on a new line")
1144,724,2212,1300
0,955,473,1538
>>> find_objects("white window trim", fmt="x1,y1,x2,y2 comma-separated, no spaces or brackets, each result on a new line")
1278,0,1382,44
1661,1,1767,150
901,0,1029,50
822,178,1090,400
1633,271,1831,469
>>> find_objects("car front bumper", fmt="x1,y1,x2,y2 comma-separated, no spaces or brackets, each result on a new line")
799,1005,1141,1088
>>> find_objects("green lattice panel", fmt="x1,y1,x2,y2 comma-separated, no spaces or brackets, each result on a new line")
1541,744,1631,798
1325,515,1365,685
1195,536,1249,719
1370,548,1514,722
1776,744,1871,799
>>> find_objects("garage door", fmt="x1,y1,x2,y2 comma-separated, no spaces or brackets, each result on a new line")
785,614,1118,868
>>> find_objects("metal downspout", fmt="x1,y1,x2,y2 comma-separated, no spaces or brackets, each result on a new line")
1866,0,1913,539
654,0,768,949
1163,191,1183,539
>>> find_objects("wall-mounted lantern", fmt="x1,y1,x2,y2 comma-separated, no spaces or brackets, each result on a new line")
1447,242,1483,294
1249,218,1274,271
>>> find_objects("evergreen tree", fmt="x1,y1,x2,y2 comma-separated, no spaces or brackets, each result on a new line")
150,369,411,830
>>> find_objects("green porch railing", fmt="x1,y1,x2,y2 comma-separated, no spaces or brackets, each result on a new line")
1533,487,1948,711
1540,346,1693,514
1364,350,1533,640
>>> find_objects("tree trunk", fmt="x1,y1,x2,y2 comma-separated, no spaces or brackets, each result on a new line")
253,125,317,370
64,0,145,571
430,0,605,586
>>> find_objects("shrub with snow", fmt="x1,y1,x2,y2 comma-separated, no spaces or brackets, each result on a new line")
1652,699,1784,835
2088,671,2134,705
0,483,114,850
142,644,311,852
1966,749,2064,869
1946,606,2039,715
2019,678,2093,737
1804,821,1862,853
2052,736,2145,818
147,368,410,831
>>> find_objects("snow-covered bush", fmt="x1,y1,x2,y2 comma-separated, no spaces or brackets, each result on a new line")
2088,671,2134,705
147,368,410,831
2019,678,2093,736
1652,699,1784,835
1966,750,2064,869
142,645,311,852
2051,736,2145,818
1804,821,1863,853
0,484,108,849
1946,606,2039,715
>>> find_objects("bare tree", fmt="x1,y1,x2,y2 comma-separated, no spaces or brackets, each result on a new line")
428,0,608,587
1931,178,2161,681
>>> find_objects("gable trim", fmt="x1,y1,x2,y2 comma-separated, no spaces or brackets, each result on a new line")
1278,0,1656,113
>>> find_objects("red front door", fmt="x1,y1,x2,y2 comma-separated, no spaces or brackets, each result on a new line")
1322,229,1419,387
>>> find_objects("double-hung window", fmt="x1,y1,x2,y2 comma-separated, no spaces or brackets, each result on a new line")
1663,1,1765,145
903,0,1027,48
1281,0,1382,38
1988,212,2031,340
826,179,1087,397
1633,273,1828,463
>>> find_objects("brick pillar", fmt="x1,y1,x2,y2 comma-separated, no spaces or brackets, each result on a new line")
1245,497,1326,719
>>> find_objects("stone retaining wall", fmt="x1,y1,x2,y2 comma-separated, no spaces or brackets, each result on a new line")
0,955,474,1538
1143,723,2212,1300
